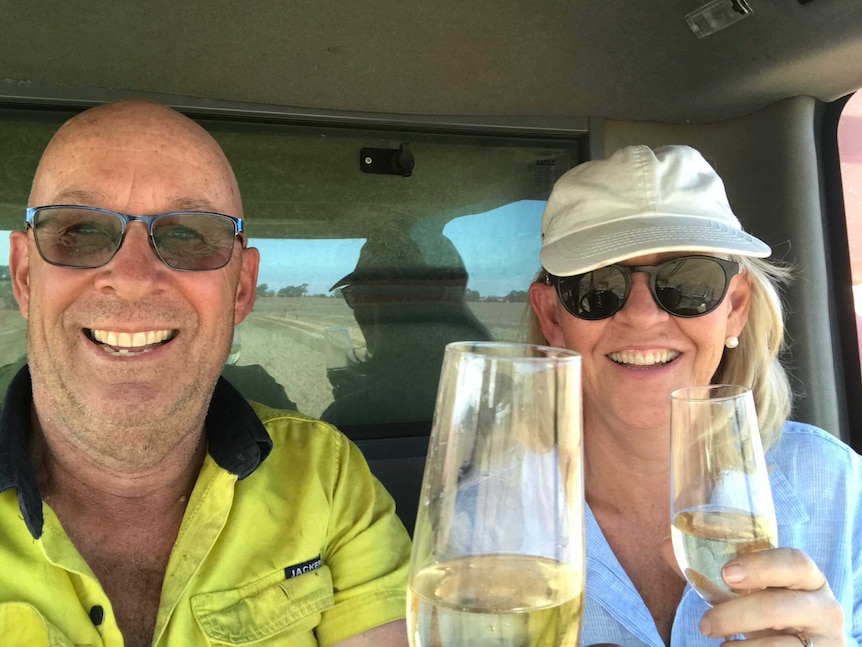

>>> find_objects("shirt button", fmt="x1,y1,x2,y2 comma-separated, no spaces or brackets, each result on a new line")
89,605,105,626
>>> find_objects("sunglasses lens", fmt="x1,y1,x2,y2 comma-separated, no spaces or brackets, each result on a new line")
555,256,735,320
654,257,730,316
31,207,123,269
152,214,238,270
340,285,356,308
559,265,628,320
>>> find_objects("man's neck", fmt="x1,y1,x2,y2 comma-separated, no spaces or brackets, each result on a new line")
31,412,207,516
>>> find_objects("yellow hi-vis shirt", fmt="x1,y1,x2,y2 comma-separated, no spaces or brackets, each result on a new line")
0,371,411,646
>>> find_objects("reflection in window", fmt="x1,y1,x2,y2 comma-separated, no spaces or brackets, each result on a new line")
233,199,545,429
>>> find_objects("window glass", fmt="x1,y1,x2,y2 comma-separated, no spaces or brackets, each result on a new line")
0,111,583,438
838,93,862,368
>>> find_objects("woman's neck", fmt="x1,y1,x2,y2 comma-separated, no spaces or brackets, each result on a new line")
582,413,671,511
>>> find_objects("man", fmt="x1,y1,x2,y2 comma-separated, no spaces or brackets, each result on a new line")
322,233,492,430
0,101,410,646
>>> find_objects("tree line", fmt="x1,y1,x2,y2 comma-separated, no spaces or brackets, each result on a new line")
256,283,529,302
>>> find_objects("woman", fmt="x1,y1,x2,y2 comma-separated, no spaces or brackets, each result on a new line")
529,145,861,646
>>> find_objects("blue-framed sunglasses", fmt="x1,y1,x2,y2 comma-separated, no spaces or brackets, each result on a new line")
545,255,741,320
25,205,246,271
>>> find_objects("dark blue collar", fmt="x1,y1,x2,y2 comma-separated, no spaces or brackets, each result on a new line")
0,365,273,538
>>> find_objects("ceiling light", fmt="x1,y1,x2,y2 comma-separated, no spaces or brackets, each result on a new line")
686,0,753,38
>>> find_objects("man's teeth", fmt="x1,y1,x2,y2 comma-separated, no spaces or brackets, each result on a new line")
608,350,679,366
92,329,173,348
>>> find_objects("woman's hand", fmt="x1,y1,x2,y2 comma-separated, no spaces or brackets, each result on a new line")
699,547,846,645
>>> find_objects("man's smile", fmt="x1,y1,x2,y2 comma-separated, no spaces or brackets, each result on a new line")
87,328,177,355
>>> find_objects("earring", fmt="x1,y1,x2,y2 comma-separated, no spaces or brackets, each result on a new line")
724,336,739,349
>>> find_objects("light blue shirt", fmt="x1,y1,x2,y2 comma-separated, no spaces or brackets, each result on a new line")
581,422,862,646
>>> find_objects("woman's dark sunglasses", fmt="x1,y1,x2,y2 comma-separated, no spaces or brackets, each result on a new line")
25,205,245,271
546,256,741,320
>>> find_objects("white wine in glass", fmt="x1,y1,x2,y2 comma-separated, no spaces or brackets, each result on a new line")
670,384,777,606
407,342,585,647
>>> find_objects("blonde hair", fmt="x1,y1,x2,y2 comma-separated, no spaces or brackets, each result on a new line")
528,256,794,450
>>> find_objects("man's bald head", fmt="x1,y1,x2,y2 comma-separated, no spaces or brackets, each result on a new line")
11,100,260,471
28,100,243,217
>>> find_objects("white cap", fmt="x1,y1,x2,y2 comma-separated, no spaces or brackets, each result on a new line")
539,145,771,277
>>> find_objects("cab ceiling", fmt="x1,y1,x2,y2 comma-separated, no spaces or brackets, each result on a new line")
2,1,862,123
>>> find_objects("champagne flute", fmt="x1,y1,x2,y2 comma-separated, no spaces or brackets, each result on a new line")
670,384,778,606
408,341,585,647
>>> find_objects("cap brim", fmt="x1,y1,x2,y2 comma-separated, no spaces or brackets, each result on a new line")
329,272,354,291
540,214,771,277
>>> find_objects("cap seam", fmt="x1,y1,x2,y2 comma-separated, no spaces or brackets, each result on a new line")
635,146,657,213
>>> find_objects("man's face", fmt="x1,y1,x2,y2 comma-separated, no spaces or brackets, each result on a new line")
9,103,259,468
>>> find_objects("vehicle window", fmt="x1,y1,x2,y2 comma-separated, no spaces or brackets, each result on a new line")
0,110,583,439
838,92,862,370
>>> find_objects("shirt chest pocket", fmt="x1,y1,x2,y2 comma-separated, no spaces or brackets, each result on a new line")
191,565,335,645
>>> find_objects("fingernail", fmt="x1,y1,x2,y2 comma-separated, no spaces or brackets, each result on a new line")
699,616,712,636
723,561,746,584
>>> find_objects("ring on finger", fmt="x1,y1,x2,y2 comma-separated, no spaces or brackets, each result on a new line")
796,633,813,647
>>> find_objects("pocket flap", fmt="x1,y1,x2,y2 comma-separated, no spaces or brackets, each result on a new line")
192,566,335,644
